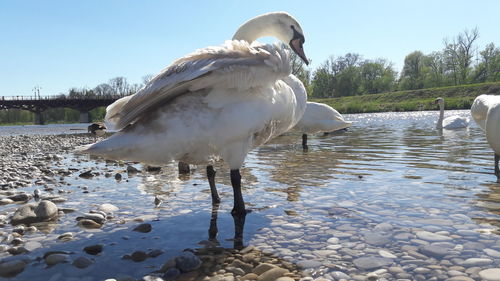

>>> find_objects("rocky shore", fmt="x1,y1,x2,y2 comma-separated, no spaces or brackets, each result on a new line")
0,133,500,281
0,134,305,281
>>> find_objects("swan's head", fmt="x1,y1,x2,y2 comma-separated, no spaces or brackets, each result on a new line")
435,97,444,106
233,12,309,65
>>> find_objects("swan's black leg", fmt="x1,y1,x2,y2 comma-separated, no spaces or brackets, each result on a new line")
495,154,499,180
302,134,308,151
208,202,219,241
178,161,190,174
229,169,246,249
207,165,221,204
230,169,246,216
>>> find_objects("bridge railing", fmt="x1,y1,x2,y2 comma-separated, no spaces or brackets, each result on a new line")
0,94,127,101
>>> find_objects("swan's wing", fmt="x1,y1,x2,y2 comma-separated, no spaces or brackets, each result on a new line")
106,41,291,130
471,94,500,131
471,95,490,130
443,116,469,129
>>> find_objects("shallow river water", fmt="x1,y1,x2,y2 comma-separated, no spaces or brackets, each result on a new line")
1,110,500,281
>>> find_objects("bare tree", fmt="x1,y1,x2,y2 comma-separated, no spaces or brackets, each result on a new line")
108,77,130,96
93,83,114,96
443,27,479,84
142,74,154,86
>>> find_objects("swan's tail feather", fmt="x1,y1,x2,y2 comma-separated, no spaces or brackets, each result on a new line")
334,120,353,131
105,95,133,130
73,134,131,161
74,144,94,154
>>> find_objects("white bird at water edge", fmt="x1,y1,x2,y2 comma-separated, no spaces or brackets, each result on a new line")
435,97,469,129
77,12,309,217
471,94,500,180
293,102,352,150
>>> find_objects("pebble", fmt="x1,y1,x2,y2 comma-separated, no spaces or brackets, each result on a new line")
0,259,26,277
478,268,500,281
378,250,397,259
483,248,500,258
253,263,277,275
45,253,70,266
57,232,74,241
461,258,492,267
11,200,58,225
353,257,393,270
415,231,452,242
364,232,390,245
76,213,106,224
72,256,93,269
131,251,148,262
445,277,475,281
175,251,202,272
83,244,103,255
257,267,289,281
99,203,119,213
133,223,152,233
420,244,450,257
77,219,102,229
296,260,322,269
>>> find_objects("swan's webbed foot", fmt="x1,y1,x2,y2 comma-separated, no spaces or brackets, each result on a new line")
178,161,190,174
207,165,221,204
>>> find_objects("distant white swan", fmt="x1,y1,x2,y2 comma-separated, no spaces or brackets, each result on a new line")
435,97,469,129
471,94,500,180
293,102,352,150
77,12,309,216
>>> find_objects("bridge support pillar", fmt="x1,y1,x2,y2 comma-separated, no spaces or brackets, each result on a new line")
79,111,90,123
34,111,44,125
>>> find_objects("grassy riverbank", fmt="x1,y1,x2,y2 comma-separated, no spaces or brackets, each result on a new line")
311,82,500,114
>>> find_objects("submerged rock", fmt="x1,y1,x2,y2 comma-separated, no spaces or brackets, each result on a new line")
478,268,500,281
83,244,103,255
353,256,393,270
72,256,93,269
133,223,152,233
131,251,148,262
45,253,70,266
0,259,26,278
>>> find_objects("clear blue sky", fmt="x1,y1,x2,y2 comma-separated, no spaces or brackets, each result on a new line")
1,0,499,96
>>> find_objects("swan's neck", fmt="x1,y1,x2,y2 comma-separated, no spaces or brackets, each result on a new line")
437,103,444,129
232,13,288,43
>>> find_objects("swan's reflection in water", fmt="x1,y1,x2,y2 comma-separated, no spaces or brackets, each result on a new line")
207,203,245,249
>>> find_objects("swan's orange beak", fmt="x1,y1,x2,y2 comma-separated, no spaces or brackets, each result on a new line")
290,38,309,65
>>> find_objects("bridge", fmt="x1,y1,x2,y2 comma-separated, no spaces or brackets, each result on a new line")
0,95,125,124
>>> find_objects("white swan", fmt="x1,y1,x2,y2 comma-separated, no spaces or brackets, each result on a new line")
471,94,500,180
77,12,309,216
293,102,352,150
435,97,469,129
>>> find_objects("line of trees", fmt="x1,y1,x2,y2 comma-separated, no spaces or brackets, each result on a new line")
294,28,500,98
63,75,153,99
